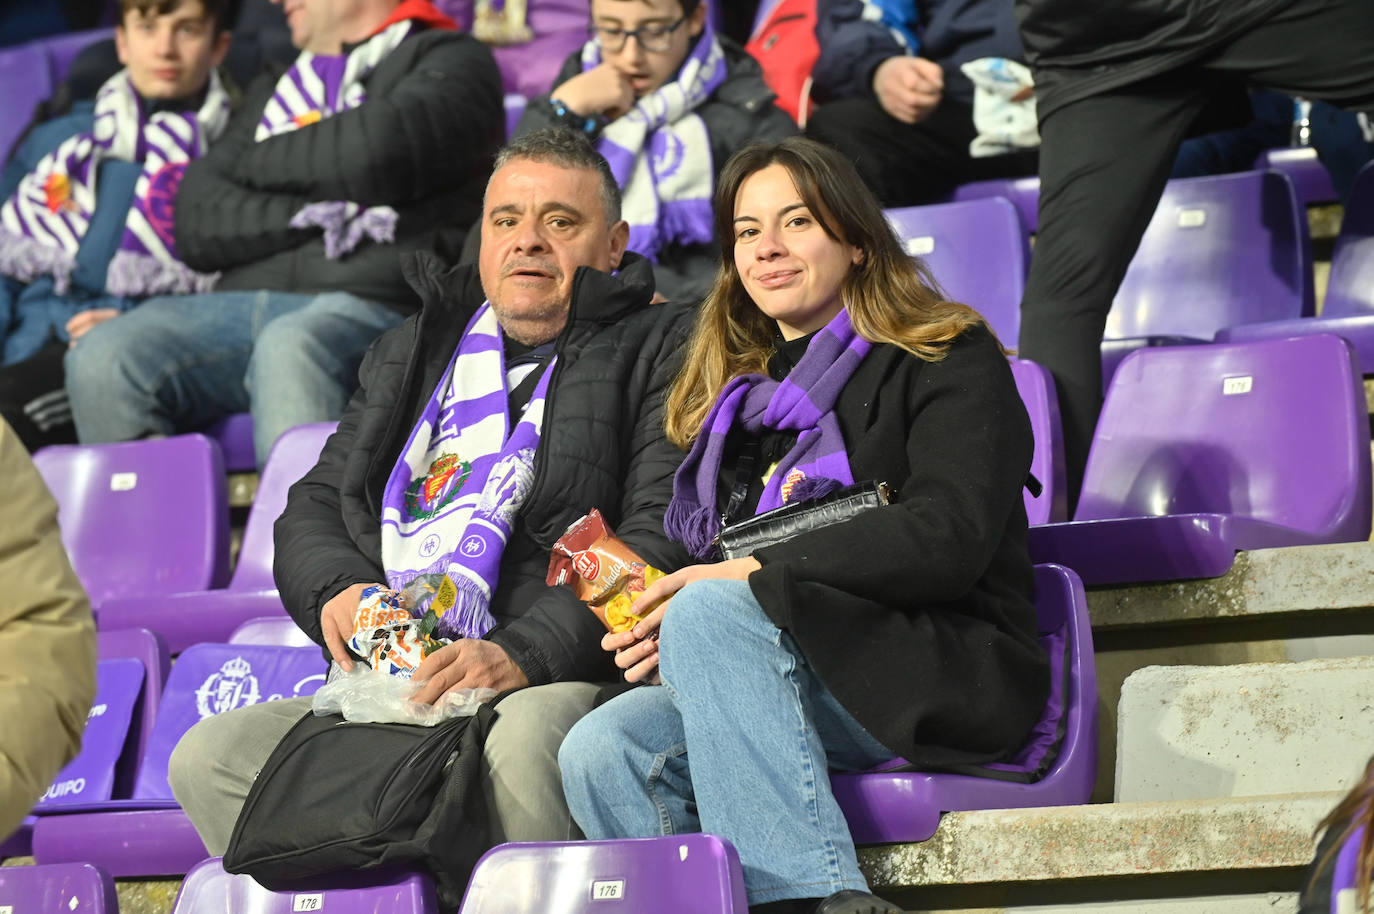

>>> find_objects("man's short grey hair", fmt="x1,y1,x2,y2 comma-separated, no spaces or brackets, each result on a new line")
491,128,623,224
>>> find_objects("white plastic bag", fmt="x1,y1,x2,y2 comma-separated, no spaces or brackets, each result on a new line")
312,662,496,726
960,57,1040,158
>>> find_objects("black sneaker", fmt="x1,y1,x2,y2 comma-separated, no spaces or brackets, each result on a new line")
811,889,903,914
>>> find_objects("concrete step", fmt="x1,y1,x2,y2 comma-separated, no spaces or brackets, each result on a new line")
1116,657,1374,803
858,791,1337,913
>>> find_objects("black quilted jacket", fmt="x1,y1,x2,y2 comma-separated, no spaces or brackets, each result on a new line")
173,28,504,310
272,253,693,685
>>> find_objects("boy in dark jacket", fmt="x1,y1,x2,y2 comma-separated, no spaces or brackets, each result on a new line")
805,0,1039,207
0,0,233,451
167,130,692,901
64,0,505,466
514,0,796,302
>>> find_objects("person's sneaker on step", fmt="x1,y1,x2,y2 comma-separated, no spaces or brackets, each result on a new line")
751,889,904,914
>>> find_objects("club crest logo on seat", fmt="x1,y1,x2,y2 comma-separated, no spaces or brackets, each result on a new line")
403,453,472,521
195,655,261,718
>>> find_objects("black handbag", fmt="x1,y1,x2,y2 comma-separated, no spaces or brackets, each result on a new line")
222,701,499,908
714,437,892,560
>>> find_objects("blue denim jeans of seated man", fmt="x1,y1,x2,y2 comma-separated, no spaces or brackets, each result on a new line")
64,289,404,466
558,578,897,906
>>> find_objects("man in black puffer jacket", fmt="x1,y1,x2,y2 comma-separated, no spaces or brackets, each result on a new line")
65,0,505,467
167,129,692,886
513,0,796,303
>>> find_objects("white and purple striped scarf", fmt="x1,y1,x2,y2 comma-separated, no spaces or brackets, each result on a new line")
380,303,554,639
258,20,412,258
665,307,872,559
583,20,726,263
0,69,231,296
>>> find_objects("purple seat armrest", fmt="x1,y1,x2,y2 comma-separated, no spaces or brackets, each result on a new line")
97,590,289,654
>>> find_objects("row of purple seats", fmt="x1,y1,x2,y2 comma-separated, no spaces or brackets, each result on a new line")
0,27,112,157
32,423,333,650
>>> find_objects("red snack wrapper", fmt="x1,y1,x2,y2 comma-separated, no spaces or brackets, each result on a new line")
547,509,663,632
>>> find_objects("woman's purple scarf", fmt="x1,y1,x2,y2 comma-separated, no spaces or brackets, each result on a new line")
665,307,872,559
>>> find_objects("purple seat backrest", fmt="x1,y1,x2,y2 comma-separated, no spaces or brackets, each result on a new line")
751,0,785,36
35,658,144,809
131,643,326,801
884,197,1028,345
1077,335,1371,542
228,616,315,647
172,856,438,913
948,176,1041,233
204,412,257,473
32,434,230,606
232,422,335,590
43,27,115,84
1325,161,1374,317
459,834,748,913
1332,823,1366,914
1109,170,1312,339
1010,360,1067,525
0,42,54,160
96,628,169,798
1256,145,1338,207
0,862,117,912
491,0,593,98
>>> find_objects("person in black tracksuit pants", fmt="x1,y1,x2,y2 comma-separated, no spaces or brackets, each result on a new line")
1015,0,1374,505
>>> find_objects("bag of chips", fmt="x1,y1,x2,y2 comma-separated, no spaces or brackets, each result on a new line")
547,509,664,633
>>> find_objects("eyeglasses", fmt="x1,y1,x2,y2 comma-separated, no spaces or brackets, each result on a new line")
590,14,688,53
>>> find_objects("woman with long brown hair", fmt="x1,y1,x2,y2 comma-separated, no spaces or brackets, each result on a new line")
558,136,1049,914
1301,754,1374,913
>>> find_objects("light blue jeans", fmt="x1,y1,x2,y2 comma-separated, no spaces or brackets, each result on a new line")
558,579,896,906
64,289,403,466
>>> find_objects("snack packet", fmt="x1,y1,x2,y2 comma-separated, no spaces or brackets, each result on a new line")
548,509,665,633
347,583,450,679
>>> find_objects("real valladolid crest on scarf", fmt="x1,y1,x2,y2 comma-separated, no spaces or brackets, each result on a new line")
380,303,555,640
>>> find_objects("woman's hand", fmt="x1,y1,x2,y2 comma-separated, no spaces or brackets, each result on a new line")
601,557,762,684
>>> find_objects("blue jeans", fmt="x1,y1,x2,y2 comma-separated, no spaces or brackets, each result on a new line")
558,579,896,906
64,289,404,465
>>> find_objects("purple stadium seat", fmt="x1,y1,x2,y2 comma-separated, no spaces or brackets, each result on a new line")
831,562,1096,844
229,615,315,647
504,93,527,139
172,856,439,913
1215,161,1374,365
1331,823,1366,914
485,0,591,98
0,862,117,913
96,628,171,799
1256,146,1338,208
0,817,34,860
32,434,230,608
751,0,784,35
0,41,53,160
42,27,114,84
33,643,326,877
1011,359,1067,525
1100,169,1313,388
885,198,1028,344
204,412,257,473
947,175,1041,233
96,422,335,652
34,658,144,810
1028,335,1372,585
459,834,748,913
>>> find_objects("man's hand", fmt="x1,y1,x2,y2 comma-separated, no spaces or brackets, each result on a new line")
320,582,376,671
552,62,636,121
872,56,944,124
601,557,763,684
65,308,121,345
410,639,529,704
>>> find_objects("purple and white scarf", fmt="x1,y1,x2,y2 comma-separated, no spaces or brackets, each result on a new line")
583,20,726,262
380,303,555,639
258,20,412,258
665,307,872,559
0,69,231,296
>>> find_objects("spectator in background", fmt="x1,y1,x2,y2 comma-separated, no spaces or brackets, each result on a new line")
1015,0,1374,505
514,0,796,302
0,416,96,840
0,0,235,452
64,0,504,466
805,0,1038,207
